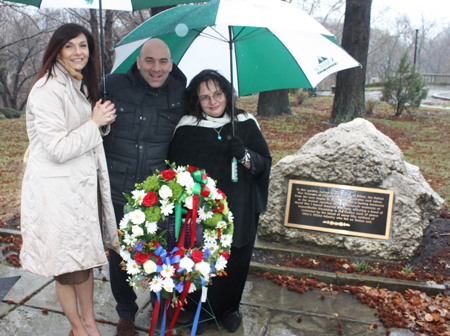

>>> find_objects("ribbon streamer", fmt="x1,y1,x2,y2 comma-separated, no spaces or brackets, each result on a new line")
148,291,161,336
166,280,192,336
190,277,207,336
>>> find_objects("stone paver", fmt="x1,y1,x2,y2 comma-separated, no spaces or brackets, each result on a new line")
0,264,415,336
0,264,52,304
26,278,150,323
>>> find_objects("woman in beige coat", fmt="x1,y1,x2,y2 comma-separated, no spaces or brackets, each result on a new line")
21,24,118,336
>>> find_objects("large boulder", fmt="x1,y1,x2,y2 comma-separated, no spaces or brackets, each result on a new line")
259,118,444,260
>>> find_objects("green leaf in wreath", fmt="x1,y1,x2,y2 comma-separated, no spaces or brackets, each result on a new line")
123,203,134,215
161,289,170,299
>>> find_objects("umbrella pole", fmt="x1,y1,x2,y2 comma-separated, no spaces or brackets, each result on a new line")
228,26,238,183
99,0,107,100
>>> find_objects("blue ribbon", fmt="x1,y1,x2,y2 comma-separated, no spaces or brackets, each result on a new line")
191,277,207,336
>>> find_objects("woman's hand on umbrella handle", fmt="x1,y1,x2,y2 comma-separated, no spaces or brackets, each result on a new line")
229,136,246,160
92,99,116,127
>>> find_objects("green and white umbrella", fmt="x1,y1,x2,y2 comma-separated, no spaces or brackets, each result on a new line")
112,0,360,97
5,0,210,11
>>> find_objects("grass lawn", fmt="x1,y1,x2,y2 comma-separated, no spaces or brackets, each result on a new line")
1,96,448,223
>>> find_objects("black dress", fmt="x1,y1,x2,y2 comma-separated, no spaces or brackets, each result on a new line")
168,113,271,320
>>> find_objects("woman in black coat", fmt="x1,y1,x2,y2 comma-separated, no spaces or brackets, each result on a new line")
168,69,271,334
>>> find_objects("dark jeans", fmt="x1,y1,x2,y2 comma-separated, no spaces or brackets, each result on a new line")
109,203,138,318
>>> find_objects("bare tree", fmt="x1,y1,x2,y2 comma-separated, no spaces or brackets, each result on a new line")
0,5,53,110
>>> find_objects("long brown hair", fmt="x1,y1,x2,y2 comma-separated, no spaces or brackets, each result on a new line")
35,23,99,104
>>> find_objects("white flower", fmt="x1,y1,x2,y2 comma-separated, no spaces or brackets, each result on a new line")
126,260,140,275
160,200,175,216
131,225,144,237
214,190,224,200
150,276,163,292
129,209,146,225
179,257,195,273
163,278,175,292
174,166,186,174
185,182,196,195
145,221,158,234
159,185,173,199
119,247,132,262
203,230,217,244
216,221,227,229
198,206,213,220
206,177,216,189
177,171,194,187
184,195,193,210
220,234,233,247
160,264,175,279
227,211,234,223
119,213,131,230
123,233,137,246
195,261,210,278
215,255,227,271
188,282,197,293
206,178,217,198
143,260,157,274
204,241,219,255
131,189,147,205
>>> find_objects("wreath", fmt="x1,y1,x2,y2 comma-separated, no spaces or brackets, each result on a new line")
117,162,234,335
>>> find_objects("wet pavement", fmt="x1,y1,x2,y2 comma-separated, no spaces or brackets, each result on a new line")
0,257,416,336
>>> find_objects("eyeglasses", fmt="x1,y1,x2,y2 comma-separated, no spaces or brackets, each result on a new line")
199,90,223,104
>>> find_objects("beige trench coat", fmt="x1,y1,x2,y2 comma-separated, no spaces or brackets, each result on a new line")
21,63,119,277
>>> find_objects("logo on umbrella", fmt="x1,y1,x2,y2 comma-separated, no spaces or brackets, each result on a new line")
85,0,94,4
314,56,338,75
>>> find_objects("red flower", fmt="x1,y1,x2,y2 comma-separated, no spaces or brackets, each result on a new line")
213,203,224,214
191,250,203,263
188,166,198,174
142,191,157,207
220,252,230,260
134,251,150,264
216,189,226,199
160,170,176,180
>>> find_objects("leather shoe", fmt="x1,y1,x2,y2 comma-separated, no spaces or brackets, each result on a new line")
224,311,241,333
117,317,135,336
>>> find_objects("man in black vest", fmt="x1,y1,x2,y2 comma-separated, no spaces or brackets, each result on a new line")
102,38,186,336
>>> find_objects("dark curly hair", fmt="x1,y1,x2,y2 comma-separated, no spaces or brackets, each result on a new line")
185,69,245,121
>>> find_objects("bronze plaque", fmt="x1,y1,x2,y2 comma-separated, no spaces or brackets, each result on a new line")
285,180,394,239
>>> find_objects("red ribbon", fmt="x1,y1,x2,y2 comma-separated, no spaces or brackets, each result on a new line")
166,280,191,336
148,296,160,336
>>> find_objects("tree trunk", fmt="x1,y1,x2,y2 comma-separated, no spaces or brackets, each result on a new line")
104,10,115,75
330,0,372,124
257,89,293,116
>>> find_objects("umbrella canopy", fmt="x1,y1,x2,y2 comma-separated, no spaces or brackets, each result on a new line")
6,0,211,11
7,0,211,95
112,0,360,97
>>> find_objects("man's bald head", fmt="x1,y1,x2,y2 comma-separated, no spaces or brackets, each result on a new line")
137,38,173,88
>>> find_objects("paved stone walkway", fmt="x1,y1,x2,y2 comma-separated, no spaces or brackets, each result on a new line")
0,262,415,336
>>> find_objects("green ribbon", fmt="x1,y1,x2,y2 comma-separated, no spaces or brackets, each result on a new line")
174,193,188,241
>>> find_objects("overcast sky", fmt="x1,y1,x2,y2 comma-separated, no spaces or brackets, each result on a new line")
371,0,450,27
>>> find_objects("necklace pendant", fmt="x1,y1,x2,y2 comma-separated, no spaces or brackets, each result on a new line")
218,135,222,140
